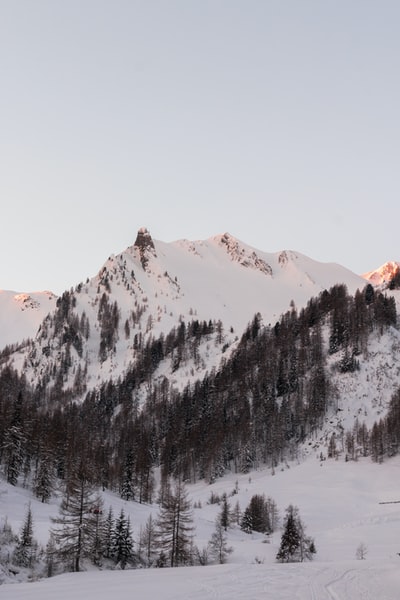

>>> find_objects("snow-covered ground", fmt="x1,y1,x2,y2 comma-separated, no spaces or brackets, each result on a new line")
2,453,400,599
3,560,400,600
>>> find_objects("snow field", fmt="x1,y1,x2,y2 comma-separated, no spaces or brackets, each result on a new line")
2,453,400,598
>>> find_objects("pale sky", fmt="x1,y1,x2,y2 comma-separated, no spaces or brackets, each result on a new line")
1,0,400,295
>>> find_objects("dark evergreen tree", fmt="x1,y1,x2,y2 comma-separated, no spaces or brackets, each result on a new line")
364,283,375,305
90,498,105,566
120,448,136,501
276,504,315,562
112,509,134,569
276,504,301,562
51,471,100,572
240,506,253,534
232,500,241,525
13,503,37,568
34,452,54,503
370,420,385,463
240,494,276,534
156,481,194,567
219,492,231,531
103,506,114,560
3,425,25,485
388,269,400,290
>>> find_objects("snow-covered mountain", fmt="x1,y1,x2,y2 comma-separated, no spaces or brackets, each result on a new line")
0,290,57,347
363,261,400,285
1,228,370,348
2,228,369,396
2,230,400,596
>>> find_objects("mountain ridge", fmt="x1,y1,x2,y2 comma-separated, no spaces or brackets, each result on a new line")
2,227,371,350
2,228,374,396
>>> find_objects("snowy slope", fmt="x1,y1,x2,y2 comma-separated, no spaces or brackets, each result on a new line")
304,321,400,456
0,290,57,347
2,455,400,598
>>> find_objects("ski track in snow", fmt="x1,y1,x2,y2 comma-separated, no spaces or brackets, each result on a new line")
3,562,400,600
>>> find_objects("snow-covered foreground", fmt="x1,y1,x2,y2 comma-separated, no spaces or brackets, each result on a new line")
3,559,400,600
2,454,400,598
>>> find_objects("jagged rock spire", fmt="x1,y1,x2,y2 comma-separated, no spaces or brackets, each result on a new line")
134,227,156,270
134,227,155,251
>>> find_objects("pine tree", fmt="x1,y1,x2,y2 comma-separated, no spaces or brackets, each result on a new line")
51,471,100,572
112,509,134,569
276,504,301,562
91,497,105,566
208,519,233,564
34,453,54,503
219,493,231,531
249,494,271,533
120,448,136,501
240,494,275,534
14,503,37,568
276,504,315,562
240,506,253,534
103,506,114,560
232,500,241,525
3,425,25,485
156,480,194,567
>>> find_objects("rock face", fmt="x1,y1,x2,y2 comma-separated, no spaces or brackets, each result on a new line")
134,227,156,270
218,232,273,276
363,261,400,285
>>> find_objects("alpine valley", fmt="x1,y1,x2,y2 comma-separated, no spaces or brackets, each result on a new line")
1,228,400,598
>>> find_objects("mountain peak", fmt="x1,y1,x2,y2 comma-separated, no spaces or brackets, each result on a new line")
362,261,400,285
134,227,155,251
214,232,273,277
134,227,156,269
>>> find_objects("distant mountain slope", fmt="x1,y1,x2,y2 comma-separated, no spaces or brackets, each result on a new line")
0,290,57,347
363,261,400,285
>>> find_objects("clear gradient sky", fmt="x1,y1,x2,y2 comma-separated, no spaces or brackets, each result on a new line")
1,1,400,295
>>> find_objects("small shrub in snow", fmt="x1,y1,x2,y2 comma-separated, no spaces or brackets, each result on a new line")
356,542,368,560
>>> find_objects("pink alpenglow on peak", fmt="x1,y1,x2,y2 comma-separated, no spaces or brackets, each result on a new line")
362,261,400,285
